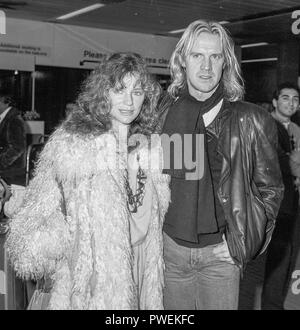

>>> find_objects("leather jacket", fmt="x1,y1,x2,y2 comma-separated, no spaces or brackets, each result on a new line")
157,96,284,269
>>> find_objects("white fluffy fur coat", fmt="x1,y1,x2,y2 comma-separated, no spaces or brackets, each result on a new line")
5,127,170,310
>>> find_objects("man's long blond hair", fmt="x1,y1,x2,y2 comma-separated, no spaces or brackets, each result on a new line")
168,20,244,102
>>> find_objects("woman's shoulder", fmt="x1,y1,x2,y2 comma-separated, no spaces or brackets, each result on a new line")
42,127,90,160
46,127,112,155
40,128,114,178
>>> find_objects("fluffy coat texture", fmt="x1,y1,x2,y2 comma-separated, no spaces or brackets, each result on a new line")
5,127,170,310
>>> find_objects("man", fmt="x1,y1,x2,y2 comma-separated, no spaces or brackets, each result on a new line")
0,94,26,186
261,82,300,310
157,20,284,310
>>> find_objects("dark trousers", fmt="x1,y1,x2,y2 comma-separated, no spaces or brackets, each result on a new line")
261,213,297,310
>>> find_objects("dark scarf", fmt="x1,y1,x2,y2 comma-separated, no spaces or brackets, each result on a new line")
162,83,224,241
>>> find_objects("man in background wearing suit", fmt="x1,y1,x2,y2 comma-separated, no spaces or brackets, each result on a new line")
0,93,26,310
0,94,26,187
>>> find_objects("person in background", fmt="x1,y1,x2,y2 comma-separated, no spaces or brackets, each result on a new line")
291,89,300,126
64,101,76,118
261,82,300,310
0,94,26,187
156,19,284,310
0,175,11,231
0,94,27,309
5,52,170,310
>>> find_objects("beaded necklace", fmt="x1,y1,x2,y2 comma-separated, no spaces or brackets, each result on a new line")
125,154,147,213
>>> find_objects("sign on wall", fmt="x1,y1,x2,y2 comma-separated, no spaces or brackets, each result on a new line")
0,18,53,70
53,24,177,74
0,18,178,74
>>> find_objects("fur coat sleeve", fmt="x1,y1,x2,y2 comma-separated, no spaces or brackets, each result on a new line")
5,132,71,281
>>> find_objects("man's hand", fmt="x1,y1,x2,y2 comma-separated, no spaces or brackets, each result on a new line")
212,234,235,264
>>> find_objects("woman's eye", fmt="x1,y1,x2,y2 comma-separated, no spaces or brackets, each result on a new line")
192,54,201,59
133,90,144,96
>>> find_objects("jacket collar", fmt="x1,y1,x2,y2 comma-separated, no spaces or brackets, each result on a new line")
0,107,11,123
205,100,231,138
0,107,19,133
206,100,232,188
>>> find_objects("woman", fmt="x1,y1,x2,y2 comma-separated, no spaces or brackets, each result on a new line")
5,52,170,310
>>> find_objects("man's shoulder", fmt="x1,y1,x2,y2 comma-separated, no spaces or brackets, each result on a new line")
229,100,272,121
229,100,266,113
3,108,25,129
5,107,24,122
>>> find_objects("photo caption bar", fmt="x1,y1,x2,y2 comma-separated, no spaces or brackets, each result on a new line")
103,312,197,328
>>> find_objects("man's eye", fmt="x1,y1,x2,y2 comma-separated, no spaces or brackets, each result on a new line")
211,54,221,60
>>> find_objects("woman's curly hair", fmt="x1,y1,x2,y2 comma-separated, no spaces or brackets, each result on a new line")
63,52,162,137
